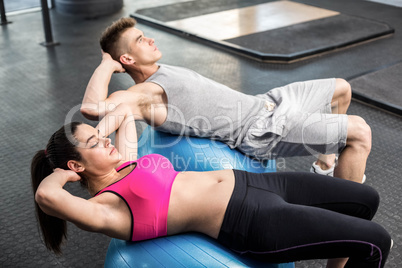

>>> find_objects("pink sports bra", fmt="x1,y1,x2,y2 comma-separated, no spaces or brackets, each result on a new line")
95,154,179,241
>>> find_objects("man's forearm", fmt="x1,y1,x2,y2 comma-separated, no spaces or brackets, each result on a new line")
81,63,116,120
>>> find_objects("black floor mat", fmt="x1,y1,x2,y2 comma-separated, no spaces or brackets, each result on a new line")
133,0,271,21
350,61,402,115
132,0,394,63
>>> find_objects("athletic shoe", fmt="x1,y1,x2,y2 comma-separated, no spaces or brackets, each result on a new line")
310,161,335,176
310,160,367,183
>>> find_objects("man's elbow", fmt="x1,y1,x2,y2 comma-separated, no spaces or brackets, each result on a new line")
80,105,100,121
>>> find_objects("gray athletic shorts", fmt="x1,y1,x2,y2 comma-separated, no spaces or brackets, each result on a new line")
238,78,348,159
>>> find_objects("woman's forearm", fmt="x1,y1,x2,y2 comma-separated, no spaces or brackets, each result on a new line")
35,170,79,218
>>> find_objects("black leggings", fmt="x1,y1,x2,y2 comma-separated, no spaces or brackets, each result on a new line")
217,170,391,268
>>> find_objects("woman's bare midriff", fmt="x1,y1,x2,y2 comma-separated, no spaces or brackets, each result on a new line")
167,169,235,239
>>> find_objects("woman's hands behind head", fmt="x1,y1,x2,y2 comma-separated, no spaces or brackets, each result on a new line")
53,168,81,183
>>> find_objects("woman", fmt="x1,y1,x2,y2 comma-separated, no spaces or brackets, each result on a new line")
32,104,391,268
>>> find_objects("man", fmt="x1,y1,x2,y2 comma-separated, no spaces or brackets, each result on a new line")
81,17,370,183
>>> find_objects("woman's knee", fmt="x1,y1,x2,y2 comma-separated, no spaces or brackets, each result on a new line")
367,223,392,266
347,115,372,152
346,223,391,268
358,184,380,219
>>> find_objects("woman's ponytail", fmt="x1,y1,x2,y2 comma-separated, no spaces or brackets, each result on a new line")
31,149,67,255
31,122,86,254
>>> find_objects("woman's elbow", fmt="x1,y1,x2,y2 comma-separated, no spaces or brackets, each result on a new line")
35,188,56,214
35,187,46,205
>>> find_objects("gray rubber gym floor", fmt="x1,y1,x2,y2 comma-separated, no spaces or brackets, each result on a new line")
0,0,401,267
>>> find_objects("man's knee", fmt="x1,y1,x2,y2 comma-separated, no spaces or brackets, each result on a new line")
335,78,352,103
347,115,372,152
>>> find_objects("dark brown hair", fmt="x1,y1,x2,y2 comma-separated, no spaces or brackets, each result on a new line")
100,17,137,61
31,122,87,254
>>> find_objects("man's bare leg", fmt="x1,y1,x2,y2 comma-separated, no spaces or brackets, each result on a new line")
334,115,371,183
327,258,348,268
314,79,371,183
314,79,348,174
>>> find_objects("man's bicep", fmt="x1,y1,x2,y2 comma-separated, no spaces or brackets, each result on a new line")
105,90,137,111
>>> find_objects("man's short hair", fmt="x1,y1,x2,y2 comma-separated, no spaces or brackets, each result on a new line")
100,17,137,61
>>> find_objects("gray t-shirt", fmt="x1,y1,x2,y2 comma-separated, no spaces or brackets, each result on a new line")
148,64,264,148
